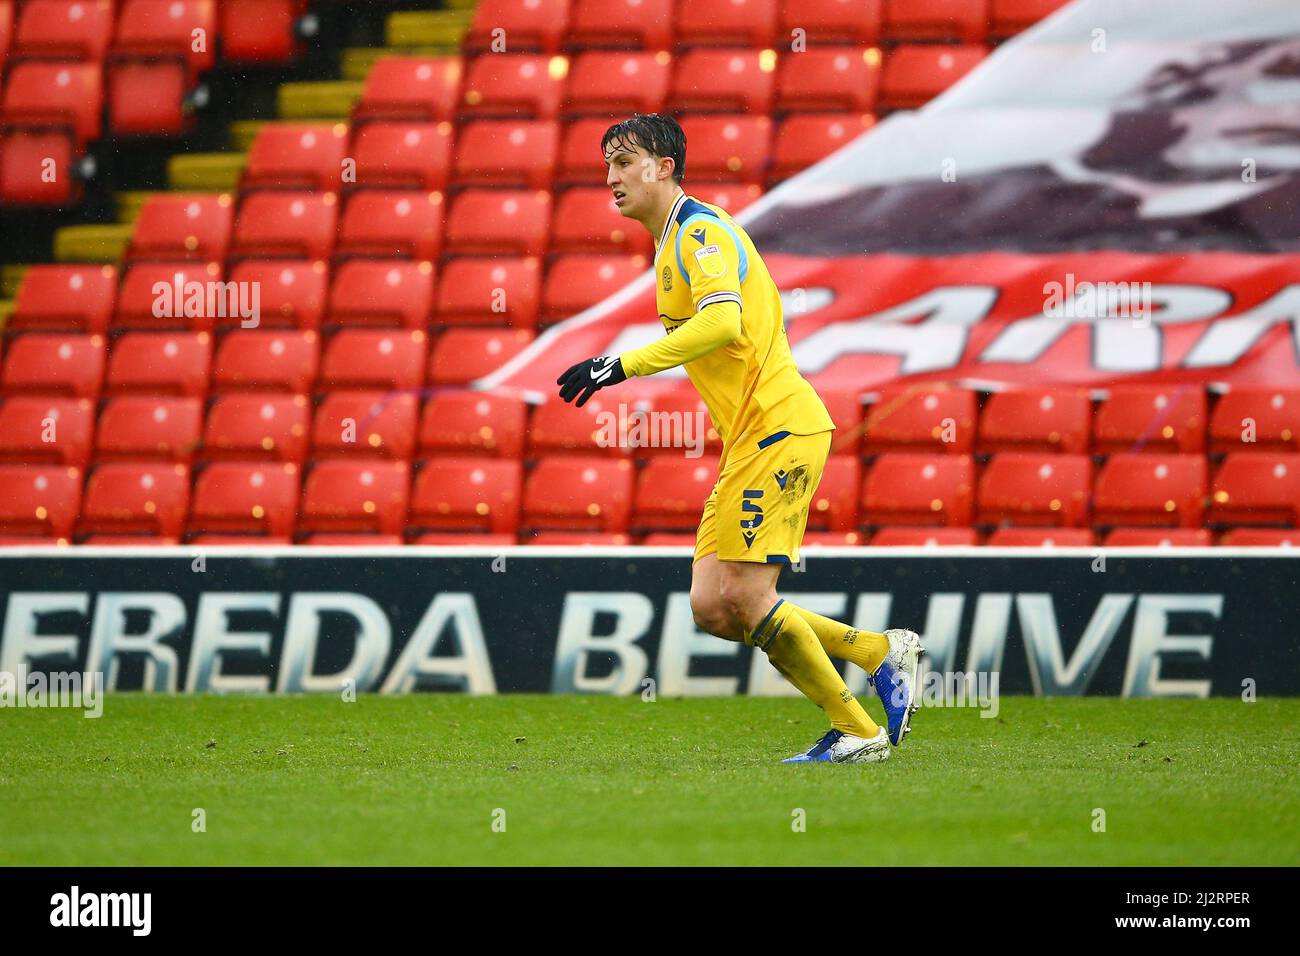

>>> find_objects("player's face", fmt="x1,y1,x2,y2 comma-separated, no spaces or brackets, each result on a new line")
605,143,667,220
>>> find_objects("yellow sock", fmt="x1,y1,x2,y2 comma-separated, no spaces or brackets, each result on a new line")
790,605,889,675
747,600,880,739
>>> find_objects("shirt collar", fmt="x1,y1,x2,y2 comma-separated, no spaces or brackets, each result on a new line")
656,191,689,254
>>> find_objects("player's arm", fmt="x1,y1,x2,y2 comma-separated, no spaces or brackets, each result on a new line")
556,218,745,406
619,220,744,377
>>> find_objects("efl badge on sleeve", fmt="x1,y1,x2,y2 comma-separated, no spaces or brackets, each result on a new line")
693,244,726,278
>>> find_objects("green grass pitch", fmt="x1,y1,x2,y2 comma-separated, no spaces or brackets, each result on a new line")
2,695,1297,866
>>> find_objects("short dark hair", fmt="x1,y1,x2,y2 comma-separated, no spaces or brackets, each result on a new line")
601,113,686,184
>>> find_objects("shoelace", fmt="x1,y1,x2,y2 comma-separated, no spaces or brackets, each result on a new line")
808,729,842,756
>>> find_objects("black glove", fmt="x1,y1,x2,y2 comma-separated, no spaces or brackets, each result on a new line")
556,356,627,407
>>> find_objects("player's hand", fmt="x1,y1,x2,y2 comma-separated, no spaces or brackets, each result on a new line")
556,356,627,407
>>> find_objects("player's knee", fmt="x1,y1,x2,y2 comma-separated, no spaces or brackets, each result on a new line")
717,575,773,636
690,591,731,637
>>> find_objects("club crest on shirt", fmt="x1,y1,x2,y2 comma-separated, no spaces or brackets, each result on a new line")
694,244,726,278
662,265,672,291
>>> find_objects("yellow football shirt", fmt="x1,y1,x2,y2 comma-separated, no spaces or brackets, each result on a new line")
618,191,834,465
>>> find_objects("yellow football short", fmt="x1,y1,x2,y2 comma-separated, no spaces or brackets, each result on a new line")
693,429,833,565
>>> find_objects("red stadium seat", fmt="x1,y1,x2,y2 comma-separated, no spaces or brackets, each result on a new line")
862,453,975,526
188,533,293,545
565,51,671,116
676,0,778,48
0,2,11,68
551,187,652,255
409,458,523,534
14,1,113,61
642,532,697,546
523,457,633,532
807,455,861,532
1209,388,1300,453
337,190,443,260
12,264,117,333
870,526,978,546
355,56,462,122
1105,528,1213,547
977,453,1090,528
986,527,1094,547
1093,454,1206,528
128,194,234,262
567,0,673,50
212,330,319,393
106,331,211,396
693,183,762,214
676,116,771,184
428,328,534,385
865,385,977,454
0,130,77,205
226,260,328,330
990,0,1069,38
96,396,202,462
465,0,569,54
453,119,559,189
444,188,550,257
523,531,631,545
460,54,564,120
978,387,1091,455
880,45,988,109
243,123,349,191
81,535,181,545
819,389,865,455
633,457,717,531
301,533,404,545
410,532,516,546
558,117,619,186
0,396,93,467
107,60,190,135
417,391,528,459
200,393,310,462
1209,454,1300,527
644,389,721,458
781,0,882,46
1,61,102,146
188,461,300,537
770,114,873,182
351,121,453,191
114,0,217,79
233,192,337,260
2,333,106,397
299,460,410,536
0,464,82,540
543,254,647,325
529,395,628,457
1093,385,1206,455
776,48,881,113
435,257,541,330
78,462,190,538
311,391,418,460
884,0,988,43
668,49,777,114
220,0,305,63
318,329,427,392
1220,528,1300,547
328,260,434,330
115,262,222,331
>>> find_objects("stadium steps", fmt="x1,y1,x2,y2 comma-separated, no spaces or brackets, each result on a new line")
0,299,12,331
278,81,365,119
340,46,455,81
54,224,135,263
385,10,473,48
116,191,162,223
229,120,270,152
168,153,249,192
1,264,29,299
